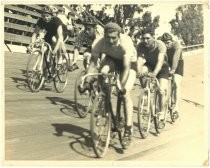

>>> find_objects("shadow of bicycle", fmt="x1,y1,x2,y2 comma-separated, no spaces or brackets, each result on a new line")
51,123,95,158
46,96,79,118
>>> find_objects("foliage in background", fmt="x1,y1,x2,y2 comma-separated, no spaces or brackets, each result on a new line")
69,4,160,35
169,4,204,45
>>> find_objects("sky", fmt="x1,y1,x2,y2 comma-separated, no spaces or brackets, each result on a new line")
147,3,184,36
89,3,184,36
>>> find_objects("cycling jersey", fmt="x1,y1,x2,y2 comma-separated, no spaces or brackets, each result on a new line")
36,17,68,44
137,40,168,68
74,25,104,51
92,33,137,63
137,40,169,79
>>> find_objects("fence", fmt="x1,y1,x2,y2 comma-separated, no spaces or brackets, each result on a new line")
4,4,87,54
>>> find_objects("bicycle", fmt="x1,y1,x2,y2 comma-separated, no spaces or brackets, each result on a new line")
26,39,68,93
80,71,127,158
74,70,98,118
137,75,168,138
168,74,179,123
74,54,106,118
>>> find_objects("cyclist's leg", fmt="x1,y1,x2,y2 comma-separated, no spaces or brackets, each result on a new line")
157,65,169,120
124,68,136,128
99,56,115,93
83,51,92,69
173,74,183,113
139,65,150,88
120,63,136,146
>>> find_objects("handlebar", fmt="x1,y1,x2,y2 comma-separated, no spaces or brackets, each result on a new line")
80,72,126,95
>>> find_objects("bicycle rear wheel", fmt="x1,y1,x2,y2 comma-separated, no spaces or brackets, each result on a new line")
53,53,68,93
90,92,111,158
154,91,167,134
74,70,92,118
137,90,151,139
26,49,45,92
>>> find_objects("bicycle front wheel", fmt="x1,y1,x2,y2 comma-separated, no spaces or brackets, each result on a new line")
74,70,92,118
53,53,68,93
137,90,151,139
90,92,111,158
154,91,167,134
116,96,127,149
26,49,45,92
169,86,179,123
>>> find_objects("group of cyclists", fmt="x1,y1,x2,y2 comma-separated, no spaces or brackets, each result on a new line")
29,5,184,150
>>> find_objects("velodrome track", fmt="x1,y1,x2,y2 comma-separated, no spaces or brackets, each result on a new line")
3,50,208,166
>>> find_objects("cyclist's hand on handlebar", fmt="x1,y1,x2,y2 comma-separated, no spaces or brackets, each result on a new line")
169,69,175,76
137,72,146,78
119,88,126,95
147,72,156,78
26,46,32,54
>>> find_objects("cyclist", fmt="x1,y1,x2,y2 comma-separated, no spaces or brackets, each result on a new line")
79,22,137,147
70,17,104,71
29,5,69,70
137,28,169,124
161,32,184,117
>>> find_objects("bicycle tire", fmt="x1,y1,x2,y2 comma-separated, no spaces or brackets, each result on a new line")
116,95,127,149
26,49,45,92
90,92,111,158
169,85,179,122
74,70,92,118
53,53,68,93
154,91,167,134
137,90,151,139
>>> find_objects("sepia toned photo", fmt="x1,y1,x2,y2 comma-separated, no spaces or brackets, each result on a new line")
1,1,209,167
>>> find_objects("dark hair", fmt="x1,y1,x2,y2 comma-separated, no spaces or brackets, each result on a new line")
42,5,58,15
161,32,173,41
83,17,97,27
104,22,122,34
141,27,155,36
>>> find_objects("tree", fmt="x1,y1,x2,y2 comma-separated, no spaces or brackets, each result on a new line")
169,4,204,45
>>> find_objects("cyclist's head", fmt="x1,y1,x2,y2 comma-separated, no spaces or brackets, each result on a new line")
42,5,58,22
83,17,97,38
161,32,173,48
104,22,122,46
141,28,155,47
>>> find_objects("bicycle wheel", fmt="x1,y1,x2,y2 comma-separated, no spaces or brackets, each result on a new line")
116,96,127,149
137,90,151,139
26,49,45,92
169,85,179,122
74,70,92,118
154,91,167,134
90,92,111,158
53,53,68,93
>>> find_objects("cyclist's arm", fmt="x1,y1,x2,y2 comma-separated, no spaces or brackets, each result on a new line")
153,43,167,76
153,52,165,76
31,25,41,43
73,31,85,61
137,56,145,73
53,25,64,54
121,53,131,88
136,43,145,74
171,43,182,71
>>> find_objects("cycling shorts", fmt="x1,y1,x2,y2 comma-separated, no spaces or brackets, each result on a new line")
100,56,137,72
145,63,169,79
174,59,184,76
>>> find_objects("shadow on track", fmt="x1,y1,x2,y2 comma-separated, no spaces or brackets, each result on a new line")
51,123,95,158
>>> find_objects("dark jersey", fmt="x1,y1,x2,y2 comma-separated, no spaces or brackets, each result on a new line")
36,17,67,44
137,40,168,68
